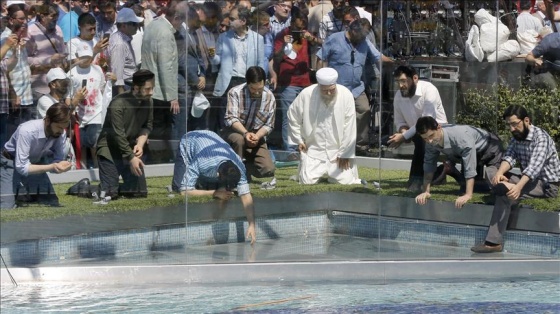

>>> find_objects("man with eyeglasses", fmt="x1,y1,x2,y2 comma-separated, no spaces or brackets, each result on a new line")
109,7,143,96
270,0,293,39
317,19,382,157
141,1,189,164
287,67,362,185
387,65,447,193
471,105,559,253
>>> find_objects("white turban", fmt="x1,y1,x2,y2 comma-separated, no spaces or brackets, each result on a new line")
316,67,338,86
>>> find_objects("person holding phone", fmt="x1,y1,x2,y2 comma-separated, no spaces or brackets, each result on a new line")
67,48,107,169
272,10,313,157
68,13,109,67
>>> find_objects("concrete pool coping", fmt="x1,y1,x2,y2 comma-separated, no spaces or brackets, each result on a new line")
2,259,559,284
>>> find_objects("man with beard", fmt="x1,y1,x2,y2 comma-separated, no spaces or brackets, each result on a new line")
26,3,68,104
58,0,90,43
471,105,560,253
37,67,86,118
387,65,447,193
93,69,154,199
287,67,361,185
414,116,503,209
318,0,345,42
222,66,276,189
1,103,72,209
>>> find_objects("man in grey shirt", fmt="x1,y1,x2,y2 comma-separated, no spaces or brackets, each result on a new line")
414,116,503,208
1,103,72,209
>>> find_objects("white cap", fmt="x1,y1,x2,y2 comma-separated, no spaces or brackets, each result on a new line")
116,8,144,23
77,46,93,58
284,43,297,60
6,1,25,6
191,91,210,118
316,67,338,86
46,67,68,83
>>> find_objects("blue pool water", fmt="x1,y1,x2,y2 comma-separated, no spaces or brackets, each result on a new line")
1,278,559,313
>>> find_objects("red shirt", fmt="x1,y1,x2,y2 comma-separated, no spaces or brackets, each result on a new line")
273,28,311,88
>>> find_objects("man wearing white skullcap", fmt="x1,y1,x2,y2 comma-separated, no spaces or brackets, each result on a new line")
287,67,362,185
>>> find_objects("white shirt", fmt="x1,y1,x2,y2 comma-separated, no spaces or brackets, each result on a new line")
67,64,106,126
517,11,543,34
393,80,448,140
37,94,60,118
288,84,357,161
68,37,99,62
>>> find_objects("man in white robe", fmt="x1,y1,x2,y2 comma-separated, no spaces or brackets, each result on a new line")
287,67,361,185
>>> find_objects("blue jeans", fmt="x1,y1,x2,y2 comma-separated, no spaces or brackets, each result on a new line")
278,86,303,152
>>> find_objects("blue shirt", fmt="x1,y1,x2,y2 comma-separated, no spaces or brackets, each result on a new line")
531,32,560,72
180,130,250,195
318,31,381,98
58,10,79,42
4,119,66,176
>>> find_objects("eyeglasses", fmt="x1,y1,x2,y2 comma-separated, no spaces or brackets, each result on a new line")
506,120,523,128
276,3,292,10
395,78,410,85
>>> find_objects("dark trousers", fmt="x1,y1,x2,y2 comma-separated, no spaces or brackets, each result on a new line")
221,127,275,179
484,166,558,245
1,155,58,209
98,155,147,198
409,134,425,184
151,98,175,163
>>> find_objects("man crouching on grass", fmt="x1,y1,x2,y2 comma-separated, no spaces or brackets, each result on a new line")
172,130,256,244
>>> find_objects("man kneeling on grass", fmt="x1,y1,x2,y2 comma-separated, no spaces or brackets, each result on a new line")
172,130,256,244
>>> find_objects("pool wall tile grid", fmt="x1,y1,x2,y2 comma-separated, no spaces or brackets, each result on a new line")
2,211,558,266
0,212,329,266
330,211,560,258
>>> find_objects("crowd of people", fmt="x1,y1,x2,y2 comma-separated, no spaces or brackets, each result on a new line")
1,0,559,248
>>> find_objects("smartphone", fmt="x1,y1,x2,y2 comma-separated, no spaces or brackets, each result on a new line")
82,79,87,88
103,33,111,41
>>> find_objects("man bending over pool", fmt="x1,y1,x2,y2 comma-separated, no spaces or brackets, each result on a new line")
172,130,256,244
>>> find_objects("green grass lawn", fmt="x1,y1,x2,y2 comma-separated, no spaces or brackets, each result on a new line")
1,166,558,223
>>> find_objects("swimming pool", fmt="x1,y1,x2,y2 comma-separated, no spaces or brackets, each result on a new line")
2,278,559,313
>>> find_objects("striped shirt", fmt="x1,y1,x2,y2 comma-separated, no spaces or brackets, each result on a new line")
503,125,560,183
269,15,291,40
26,22,67,95
0,29,33,106
225,83,276,135
108,30,136,86
0,60,8,114
180,130,250,195
319,11,344,41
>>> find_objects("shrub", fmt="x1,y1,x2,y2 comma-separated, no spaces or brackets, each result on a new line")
458,84,560,149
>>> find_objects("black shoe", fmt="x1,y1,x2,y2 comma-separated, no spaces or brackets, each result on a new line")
471,242,503,253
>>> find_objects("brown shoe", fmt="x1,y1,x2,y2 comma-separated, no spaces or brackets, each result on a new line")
470,242,503,253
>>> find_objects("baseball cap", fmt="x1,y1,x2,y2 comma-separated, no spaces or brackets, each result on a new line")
77,46,93,58
46,67,68,83
116,8,144,23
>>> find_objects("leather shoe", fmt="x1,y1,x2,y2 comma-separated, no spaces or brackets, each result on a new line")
470,242,503,253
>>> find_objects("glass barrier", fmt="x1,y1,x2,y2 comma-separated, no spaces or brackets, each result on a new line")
0,0,558,273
